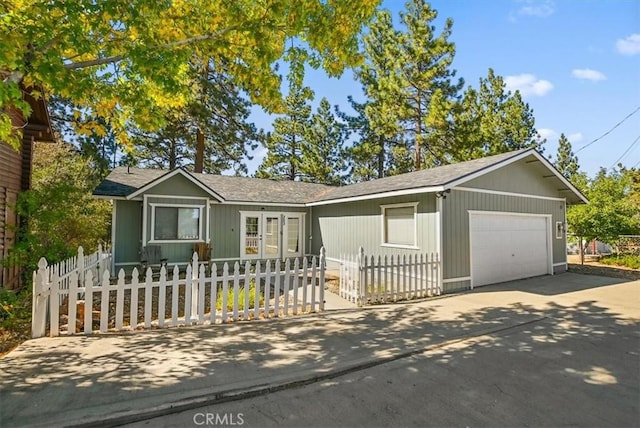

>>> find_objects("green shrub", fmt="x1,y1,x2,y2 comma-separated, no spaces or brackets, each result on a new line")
0,288,31,329
600,254,640,270
0,288,32,354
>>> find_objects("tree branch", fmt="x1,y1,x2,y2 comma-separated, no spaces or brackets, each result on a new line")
64,25,242,71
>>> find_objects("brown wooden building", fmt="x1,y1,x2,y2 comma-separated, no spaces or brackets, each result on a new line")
1,87,53,289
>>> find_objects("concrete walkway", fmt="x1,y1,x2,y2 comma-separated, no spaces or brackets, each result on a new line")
1,273,638,427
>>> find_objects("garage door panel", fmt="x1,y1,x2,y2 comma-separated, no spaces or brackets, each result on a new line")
471,213,550,287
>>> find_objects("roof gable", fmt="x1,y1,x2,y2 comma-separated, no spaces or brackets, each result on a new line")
445,150,587,204
126,168,224,201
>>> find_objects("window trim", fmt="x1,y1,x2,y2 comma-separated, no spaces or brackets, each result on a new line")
380,202,419,249
149,203,205,244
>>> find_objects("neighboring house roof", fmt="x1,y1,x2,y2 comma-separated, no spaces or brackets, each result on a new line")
93,148,588,205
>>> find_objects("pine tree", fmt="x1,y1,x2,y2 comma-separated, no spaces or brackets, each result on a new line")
337,97,400,182
453,68,542,161
131,65,261,175
351,10,408,179
256,48,314,181
300,98,348,185
354,1,463,173
396,0,463,169
554,133,580,179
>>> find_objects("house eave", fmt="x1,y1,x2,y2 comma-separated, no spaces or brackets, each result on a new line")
305,185,446,206
93,194,126,200
213,200,308,208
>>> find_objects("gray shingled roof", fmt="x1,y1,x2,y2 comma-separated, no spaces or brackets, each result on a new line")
312,149,531,202
93,167,333,204
93,168,166,197
94,148,547,204
197,175,333,204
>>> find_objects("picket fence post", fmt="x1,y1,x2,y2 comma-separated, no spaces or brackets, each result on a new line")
77,246,85,286
84,270,94,334
319,247,326,311
100,270,110,333
358,246,365,306
68,271,79,335
191,252,199,321
97,243,104,273
31,258,48,338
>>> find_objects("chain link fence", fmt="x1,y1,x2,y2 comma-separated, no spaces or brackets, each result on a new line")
567,235,640,255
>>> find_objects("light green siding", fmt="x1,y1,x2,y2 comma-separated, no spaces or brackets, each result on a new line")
463,159,561,197
114,200,141,266
311,194,438,266
209,204,308,260
442,189,566,292
143,173,212,198
441,280,469,294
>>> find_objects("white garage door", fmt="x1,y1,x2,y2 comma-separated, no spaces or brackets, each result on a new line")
470,212,550,287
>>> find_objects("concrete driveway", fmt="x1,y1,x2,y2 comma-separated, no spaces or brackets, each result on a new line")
1,273,638,427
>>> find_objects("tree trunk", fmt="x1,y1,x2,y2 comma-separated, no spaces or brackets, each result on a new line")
415,92,422,171
579,235,584,265
377,137,384,179
169,139,177,170
195,128,205,173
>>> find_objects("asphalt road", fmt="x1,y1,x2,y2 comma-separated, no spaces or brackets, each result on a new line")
127,288,639,428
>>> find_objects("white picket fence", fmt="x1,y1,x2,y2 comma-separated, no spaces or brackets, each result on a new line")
32,249,326,338
37,245,112,305
339,247,441,305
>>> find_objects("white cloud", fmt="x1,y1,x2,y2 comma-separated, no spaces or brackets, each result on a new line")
567,132,584,143
509,0,555,21
571,68,607,81
616,33,640,56
505,74,554,96
537,128,558,141
517,0,555,18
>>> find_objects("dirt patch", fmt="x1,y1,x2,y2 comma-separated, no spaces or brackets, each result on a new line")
0,322,30,358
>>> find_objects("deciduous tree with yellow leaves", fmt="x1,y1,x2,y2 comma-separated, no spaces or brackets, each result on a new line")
1,0,379,149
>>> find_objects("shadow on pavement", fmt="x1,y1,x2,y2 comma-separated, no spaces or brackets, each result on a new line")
467,271,628,296
0,273,637,427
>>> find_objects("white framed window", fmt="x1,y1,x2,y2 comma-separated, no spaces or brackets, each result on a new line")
381,202,419,249
150,204,204,243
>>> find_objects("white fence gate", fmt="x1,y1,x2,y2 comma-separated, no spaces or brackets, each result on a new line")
339,247,441,305
32,249,325,338
35,245,112,305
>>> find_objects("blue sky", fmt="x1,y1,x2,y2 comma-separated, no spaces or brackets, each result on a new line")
246,0,640,178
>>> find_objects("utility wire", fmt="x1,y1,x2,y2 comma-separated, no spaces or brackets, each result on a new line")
610,134,640,169
575,105,640,154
